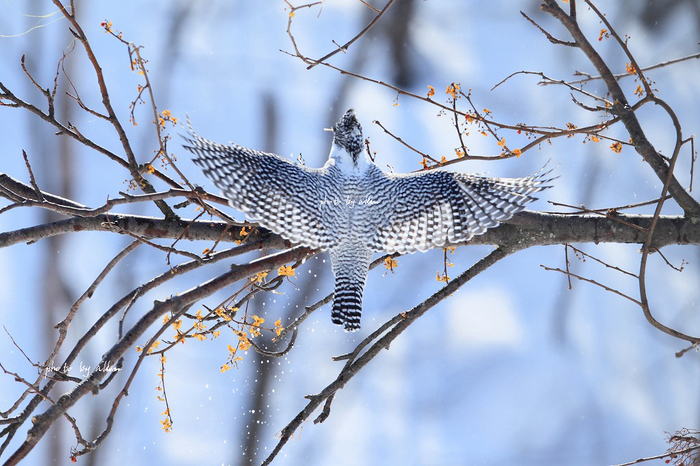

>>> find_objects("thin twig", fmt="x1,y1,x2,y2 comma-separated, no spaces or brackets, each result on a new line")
521,10,577,47
562,52,700,86
540,265,642,306
491,70,612,108
373,120,437,163
610,444,700,466
564,243,572,290
20,151,44,202
566,244,638,278
247,328,298,358
306,0,396,69
549,200,647,232
675,343,698,358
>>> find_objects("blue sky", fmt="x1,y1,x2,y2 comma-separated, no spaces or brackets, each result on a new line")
1,1,699,465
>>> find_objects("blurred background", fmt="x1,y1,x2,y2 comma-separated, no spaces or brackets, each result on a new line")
1,0,699,465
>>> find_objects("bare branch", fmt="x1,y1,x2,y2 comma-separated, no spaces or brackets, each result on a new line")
4,245,314,463
491,70,612,108
558,52,700,87
0,213,246,248
540,265,641,305
637,92,699,344
548,200,648,232
3,209,700,252
19,151,44,202
306,0,396,70
373,120,437,163
262,245,519,465
50,0,179,219
520,10,577,47
585,0,652,96
540,0,700,218
611,444,700,466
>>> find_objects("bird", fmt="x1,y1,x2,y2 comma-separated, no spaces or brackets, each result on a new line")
182,109,553,331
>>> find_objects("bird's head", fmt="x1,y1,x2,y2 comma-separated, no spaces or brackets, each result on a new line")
329,109,363,164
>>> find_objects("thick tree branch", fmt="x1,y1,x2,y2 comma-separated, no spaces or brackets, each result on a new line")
2,210,698,250
0,213,240,247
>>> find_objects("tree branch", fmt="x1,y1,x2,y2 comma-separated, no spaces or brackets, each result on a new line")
540,0,700,218
305,0,396,69
4,245,314,464
261,245,520,465
2,210,698,250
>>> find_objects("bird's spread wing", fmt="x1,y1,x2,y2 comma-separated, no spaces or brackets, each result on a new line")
368,166,554,254
182,125,333,249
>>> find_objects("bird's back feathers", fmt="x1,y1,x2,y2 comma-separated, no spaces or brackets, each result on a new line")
183,110,554,331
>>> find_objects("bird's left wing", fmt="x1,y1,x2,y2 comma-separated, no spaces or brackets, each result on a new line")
183,126,334,250
367,166,553,254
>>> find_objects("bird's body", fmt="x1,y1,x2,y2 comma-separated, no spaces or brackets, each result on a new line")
183,109,552,331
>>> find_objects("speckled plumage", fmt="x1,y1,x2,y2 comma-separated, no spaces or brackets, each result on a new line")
182,109,553,331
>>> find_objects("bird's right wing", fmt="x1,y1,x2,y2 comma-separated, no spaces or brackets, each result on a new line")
182,126,335,250
367,166,553,254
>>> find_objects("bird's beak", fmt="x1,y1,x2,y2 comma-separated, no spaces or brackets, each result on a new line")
323,127,334,132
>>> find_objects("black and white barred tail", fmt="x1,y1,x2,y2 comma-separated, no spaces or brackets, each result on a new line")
329,243,372,332
331,281,364,332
